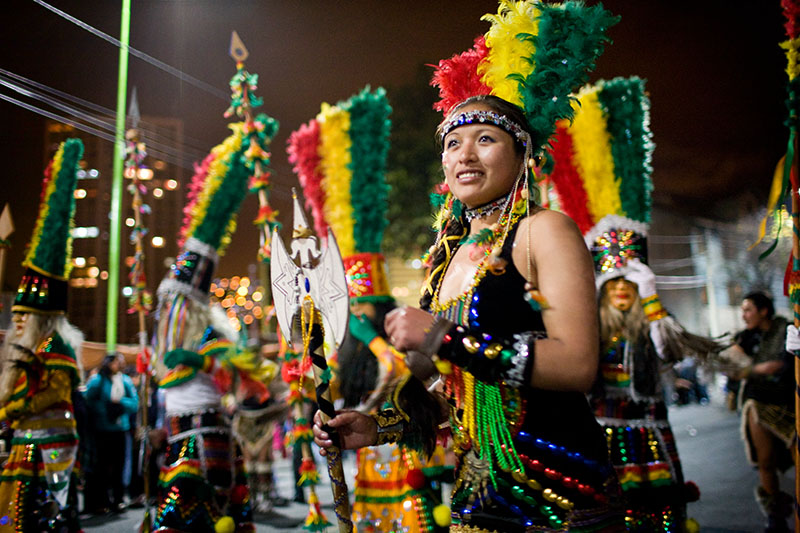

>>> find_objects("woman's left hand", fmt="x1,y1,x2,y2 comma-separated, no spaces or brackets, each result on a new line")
384,307,436,352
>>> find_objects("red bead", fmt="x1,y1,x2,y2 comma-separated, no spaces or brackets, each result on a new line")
577,483,593,495
544,468,561,480
561,476,575,488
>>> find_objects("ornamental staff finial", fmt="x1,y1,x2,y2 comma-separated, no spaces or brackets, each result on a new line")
270,188,352,533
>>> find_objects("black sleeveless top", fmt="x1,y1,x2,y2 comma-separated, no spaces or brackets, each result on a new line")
429,217,620,531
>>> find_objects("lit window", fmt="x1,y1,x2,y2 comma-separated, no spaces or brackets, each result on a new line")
73,257,86,268
165,179,178,190
125,218,135,227
252,291,262,302
138,168,154,180
243,315,254,325
100,271,109,280
74,189,87,199
88,169,99,178
122,286,133,297
153,188,164,198
88,267,100,278
237,286,248,296
151,236,165,248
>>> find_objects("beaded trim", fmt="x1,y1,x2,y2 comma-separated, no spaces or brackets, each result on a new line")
464,194,510,222
440,110,528,144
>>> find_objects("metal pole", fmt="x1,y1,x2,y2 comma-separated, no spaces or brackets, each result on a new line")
106,0,131,353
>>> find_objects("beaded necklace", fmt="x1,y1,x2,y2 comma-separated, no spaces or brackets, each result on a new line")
463,193,510,222
430,189,528,492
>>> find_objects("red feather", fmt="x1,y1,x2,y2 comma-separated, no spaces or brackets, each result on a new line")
178,153,214,248
548,124,594,234
783,0,800,39
430,36,491,115
287,119,329,239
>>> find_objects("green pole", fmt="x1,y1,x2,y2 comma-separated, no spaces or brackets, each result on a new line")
106,0,131,354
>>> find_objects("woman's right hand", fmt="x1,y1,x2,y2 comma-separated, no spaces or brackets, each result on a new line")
312,409,377,456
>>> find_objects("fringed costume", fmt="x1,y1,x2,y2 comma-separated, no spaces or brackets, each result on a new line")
548,78,721,531
152,61,279,532
0,138,85,532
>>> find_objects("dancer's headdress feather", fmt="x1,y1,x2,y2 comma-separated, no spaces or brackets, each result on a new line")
287,86,392,302
14,138,84,314
547,76,654,286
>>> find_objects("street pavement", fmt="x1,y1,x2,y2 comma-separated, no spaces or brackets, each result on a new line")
83,391,794,532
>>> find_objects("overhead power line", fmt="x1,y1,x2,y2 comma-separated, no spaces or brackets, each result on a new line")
31,0,229,102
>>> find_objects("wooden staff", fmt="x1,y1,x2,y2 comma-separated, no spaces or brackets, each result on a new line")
301,299,353,533
229,31,277,331
125,124,154,532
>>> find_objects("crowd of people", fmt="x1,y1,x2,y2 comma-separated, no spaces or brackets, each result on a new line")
0,2,797,533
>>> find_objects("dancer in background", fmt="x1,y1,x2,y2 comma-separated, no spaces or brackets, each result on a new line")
0,138,85,532
547,77,721,531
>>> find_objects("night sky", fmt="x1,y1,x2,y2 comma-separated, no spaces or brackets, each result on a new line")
0,1,788,286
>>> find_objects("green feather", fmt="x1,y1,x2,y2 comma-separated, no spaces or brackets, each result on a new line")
520,1,619,152
30,138,83,278
597,77,653,224
344,86,392,253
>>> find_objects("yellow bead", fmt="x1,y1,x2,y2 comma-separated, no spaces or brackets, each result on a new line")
527,478,542,491
462,337,481,354
484,343,503,359
556,496,573,510
512,469,526,483
542,488,557,502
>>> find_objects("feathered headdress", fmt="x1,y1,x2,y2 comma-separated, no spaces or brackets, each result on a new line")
287,86,392,302
547,76,654,286
14,138,84,314
158,115,279,305
431,0,618,154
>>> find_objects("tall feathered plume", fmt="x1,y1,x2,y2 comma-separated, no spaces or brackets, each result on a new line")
24,138,84,279
288,86,393,302
548,77,653,235
431,0,618,154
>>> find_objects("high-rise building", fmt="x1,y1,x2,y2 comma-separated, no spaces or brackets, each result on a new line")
45,118,185,343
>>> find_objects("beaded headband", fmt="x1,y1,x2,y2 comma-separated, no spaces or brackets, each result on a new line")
440,110,528,145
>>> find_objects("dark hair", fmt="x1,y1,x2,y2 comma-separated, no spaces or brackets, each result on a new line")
99,352,122,380
436,95,532,155
422,95,533,310
743,291,774,319
338,300,398,408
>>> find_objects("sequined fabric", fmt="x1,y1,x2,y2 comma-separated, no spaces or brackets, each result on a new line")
590,336,686,531
153,410,254,532
0,333,80,532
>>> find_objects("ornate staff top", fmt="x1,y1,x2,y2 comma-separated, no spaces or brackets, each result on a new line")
270,189,349,347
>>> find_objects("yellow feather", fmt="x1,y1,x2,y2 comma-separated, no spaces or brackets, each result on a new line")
24,145,63,268
185,123,245,242
480,0,539,107
317,103,356,256
569,88,621,223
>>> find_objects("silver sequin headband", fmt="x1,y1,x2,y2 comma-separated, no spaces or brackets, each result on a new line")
440,110,528,145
